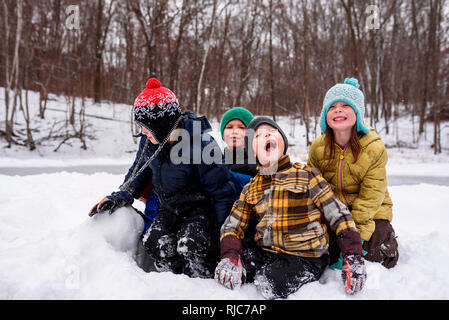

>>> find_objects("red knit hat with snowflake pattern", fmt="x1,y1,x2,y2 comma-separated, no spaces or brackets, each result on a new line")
133,78,182,144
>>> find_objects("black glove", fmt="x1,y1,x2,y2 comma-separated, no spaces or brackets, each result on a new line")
88,190,134,217
342,254,366,295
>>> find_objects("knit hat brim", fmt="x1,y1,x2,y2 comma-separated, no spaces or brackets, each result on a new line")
134,102,182,143
245,117,289,159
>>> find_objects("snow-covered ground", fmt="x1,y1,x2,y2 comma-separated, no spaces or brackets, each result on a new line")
0,172,448,300
1,90,449,300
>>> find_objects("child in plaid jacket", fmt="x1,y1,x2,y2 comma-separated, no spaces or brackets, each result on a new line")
214,117,366,299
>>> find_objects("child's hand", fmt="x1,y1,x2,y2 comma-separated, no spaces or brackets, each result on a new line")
88,191,134,217
214,256,246,290
342,254,366,295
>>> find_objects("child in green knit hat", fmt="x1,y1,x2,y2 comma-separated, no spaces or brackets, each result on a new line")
221,107,255,149
220,107,258,195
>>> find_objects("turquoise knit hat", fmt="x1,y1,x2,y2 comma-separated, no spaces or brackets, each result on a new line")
220,107,254,138
320,78,370,134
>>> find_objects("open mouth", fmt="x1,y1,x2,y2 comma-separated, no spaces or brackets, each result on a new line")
332,116,347,121
265,139,277,152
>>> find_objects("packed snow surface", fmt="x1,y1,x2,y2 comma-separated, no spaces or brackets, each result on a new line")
0,172,448,300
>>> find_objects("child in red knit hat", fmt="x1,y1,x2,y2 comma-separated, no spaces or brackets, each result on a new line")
89,78,236,278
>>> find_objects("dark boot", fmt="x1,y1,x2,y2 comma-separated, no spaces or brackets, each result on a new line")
135,238,157,273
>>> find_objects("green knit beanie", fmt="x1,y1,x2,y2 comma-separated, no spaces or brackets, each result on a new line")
220,107,254,138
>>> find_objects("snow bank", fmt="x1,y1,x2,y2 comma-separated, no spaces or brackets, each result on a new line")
0,172,448,299
87,207,144,253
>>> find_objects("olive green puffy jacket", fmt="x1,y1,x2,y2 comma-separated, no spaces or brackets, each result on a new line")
307,129,393,241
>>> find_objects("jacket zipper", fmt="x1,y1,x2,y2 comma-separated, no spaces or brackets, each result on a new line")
338,144,349,207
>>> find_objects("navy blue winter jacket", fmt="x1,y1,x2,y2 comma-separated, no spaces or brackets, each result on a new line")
123,111,236,226
223,147,258,198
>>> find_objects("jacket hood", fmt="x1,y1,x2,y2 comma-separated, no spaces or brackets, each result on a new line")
359,127,381,149
181,111,212,136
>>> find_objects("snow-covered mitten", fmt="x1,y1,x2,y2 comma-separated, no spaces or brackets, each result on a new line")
215,234,246,289
362,220,399,269
214,256,246,290
342,254,366,295
89,190,134,217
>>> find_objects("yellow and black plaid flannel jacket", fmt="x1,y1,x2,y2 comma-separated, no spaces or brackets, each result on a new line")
221,155,358,258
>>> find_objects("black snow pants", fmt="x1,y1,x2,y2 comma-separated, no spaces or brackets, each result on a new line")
142,206,219,279
241,243,328,299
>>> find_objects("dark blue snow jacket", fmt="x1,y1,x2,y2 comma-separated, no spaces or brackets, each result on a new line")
222,147,258,198
123,111,236,226
141,190,159,235
229,170,253,196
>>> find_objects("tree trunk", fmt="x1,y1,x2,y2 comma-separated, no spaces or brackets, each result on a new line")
214,10,230,121
3,0,23,147
268,0,276,121
169,0,190,91
302,0,310,146
340,0,361,79
196,0,217,115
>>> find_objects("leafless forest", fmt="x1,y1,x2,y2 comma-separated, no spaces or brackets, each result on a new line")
1,0,448,153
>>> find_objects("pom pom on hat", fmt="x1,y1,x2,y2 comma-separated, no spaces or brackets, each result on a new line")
344,77,360,89
146,78,162,89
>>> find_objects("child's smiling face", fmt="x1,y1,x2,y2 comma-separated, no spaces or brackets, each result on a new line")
223,119,247,149
326,101,357,132
252,124,285,167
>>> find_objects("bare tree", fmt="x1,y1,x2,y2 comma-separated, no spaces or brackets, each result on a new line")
1,0,448,152
2,0,23,147
196,0,217,115
93,0,115,103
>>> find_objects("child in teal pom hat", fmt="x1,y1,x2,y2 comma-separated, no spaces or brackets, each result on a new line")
308,78,399,270
320,78,370,135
